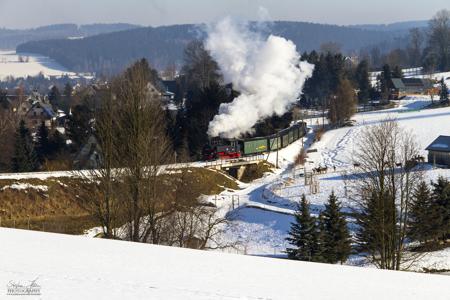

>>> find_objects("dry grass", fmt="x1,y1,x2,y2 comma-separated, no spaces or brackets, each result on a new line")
294,148,307,166
0,177,94,234
0,167,240,235
239,161,274,183
314,127,325,142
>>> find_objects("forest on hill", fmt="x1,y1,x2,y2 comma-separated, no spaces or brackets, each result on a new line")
17,21,415,74
0,23,140,49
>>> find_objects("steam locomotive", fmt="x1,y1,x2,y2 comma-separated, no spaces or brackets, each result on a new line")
202,122,308,161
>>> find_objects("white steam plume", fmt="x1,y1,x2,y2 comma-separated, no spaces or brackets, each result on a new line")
205,17,314,138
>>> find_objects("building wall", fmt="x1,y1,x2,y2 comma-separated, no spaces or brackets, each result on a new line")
428,151,450,166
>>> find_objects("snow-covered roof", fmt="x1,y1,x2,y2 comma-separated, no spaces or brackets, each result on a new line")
0,228,449,300
426,135,450,152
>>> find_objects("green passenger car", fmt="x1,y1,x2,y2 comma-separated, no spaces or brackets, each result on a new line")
243,139,268,155
268,136,281,151
281,134,289,148
288,130,295,144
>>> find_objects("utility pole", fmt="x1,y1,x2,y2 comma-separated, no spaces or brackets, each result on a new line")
276,134,279,169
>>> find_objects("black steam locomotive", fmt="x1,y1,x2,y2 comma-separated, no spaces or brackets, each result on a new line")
202,122,308,160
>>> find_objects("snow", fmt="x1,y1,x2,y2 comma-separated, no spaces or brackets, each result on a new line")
207,96,450,270
0,50,77,79
1,95,449,276
431,144,449,149
0,228,449,299
1,183,48,192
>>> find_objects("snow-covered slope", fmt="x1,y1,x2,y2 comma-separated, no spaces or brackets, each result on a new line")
0,50,76,79
0,228,449,300
209,98,450,267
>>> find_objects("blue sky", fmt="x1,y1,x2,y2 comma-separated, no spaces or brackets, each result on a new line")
0,0,448,29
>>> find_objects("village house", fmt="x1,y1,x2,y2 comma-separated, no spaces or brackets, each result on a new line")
390,78,433,99
426,135,450,167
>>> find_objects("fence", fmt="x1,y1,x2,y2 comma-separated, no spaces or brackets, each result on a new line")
204,154,265,168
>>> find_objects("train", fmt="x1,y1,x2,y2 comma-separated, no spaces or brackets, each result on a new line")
202,122,308,160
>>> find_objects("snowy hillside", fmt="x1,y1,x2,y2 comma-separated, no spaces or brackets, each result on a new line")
0,228,449,299
0,50,78,79
207,97,450,270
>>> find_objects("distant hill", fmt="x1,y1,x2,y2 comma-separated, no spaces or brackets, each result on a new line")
350,20,428,32
0,23,140,49
17,21,413,74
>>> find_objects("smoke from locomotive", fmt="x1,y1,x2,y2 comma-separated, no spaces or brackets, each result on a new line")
205,17,314,139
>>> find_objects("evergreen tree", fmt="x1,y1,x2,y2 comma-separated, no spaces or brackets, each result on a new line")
62,83,73,112
11,120,38,172
408,181,437,243
286,195,321,261
355,60,371,105
355,190,397,267
379,64,392,102
185,82,228,158
50,130,66,156
36,121,51,163
392,65,403,78
431,177,450,240
313,213,326,263
320,191,351,264
48,85,61,109
66,104,92,150
440,78,449,102
0,89,9,109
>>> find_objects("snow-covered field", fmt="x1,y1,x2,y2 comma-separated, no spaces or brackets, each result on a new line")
412,71,450,87
209,97,450,271
0,50,76,79
0,228,449,300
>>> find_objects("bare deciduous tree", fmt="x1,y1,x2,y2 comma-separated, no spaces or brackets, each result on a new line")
348,119,424,270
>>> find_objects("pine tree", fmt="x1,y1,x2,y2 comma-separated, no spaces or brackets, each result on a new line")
313,213,326,263
66,104,92,149
62,83,73,112
408,181,436,243
431,177,450,240
379,64,392,102
48,86,61,109
50,130,66,156
440,78,449,103
321,191,351,264
11,120,38,172
286,195,320,261
36,121,51,163
392,65,403,78
355,60,371,105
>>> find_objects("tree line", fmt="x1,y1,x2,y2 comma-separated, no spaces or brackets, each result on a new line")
362,9,450,73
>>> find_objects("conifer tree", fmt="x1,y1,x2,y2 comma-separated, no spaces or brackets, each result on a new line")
313,213,326,263
408,181,436,243
62,83,73,112
11,120,38,172
48,85,61,109
440,78,449,102
431,177,450,240
36,121,51,163
66,104,92,149
392,65,403,78
286,195,320,261
355,60,371,105
50,130,66,156
321,191,351,264
379,64,392,102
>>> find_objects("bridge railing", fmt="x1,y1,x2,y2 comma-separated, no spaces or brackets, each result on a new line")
204,154,265,168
